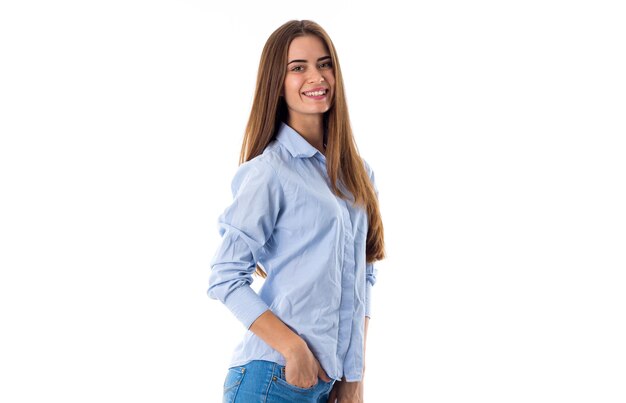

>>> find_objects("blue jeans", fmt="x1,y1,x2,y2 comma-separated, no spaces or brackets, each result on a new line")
222,360,336,403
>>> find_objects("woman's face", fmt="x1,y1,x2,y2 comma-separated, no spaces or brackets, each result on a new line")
283,35,335,122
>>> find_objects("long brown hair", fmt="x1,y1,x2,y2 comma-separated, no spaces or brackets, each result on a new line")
240,20,385,277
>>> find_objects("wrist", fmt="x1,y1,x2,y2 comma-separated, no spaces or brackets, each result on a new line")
281,335,307,360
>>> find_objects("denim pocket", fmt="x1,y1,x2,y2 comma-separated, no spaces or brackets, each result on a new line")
223,366,246,402
275,366,321,393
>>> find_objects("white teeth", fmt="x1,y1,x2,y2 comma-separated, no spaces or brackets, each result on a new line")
303,90,326,96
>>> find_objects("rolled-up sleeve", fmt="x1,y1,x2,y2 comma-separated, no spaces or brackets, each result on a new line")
208,159,283,328
363,159,379,319
365,262,378,318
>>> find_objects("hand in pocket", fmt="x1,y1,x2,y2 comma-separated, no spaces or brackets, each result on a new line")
284,342,331,388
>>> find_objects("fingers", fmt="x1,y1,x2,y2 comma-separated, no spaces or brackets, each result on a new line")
315,358,331,382
318,367,332,383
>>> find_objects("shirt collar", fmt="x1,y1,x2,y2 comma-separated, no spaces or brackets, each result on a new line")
276,122,324,159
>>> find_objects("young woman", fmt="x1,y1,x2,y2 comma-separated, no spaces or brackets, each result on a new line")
208,20,385,403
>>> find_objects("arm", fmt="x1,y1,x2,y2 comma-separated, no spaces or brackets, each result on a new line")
208,161,280,327
249,310,304,358
363,316,369,375
208,161,329,388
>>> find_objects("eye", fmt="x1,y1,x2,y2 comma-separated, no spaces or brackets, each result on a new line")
290,65,305,72
319,61,333,69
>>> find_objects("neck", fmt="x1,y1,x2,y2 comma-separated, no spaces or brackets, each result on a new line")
287,114,325,154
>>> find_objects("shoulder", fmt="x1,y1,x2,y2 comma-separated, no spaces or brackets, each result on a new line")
360,157,379,196
248,140,295,179
230,141,296,194
230,154,280,195
361,157,375,180
361,157,372,176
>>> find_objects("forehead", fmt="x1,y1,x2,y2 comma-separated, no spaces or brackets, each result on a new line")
287,35,329,59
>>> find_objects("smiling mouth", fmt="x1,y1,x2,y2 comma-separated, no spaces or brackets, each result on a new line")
302,89,328,97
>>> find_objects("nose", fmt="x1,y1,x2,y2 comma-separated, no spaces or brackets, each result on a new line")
307,70,325,83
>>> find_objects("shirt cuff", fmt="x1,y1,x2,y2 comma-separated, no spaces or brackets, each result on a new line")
223,285,270,329
365,281,373,318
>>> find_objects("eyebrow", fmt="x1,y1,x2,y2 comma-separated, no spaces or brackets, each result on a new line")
287,56,331,65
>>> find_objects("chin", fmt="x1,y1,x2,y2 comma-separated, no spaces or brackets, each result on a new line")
312,105,331,114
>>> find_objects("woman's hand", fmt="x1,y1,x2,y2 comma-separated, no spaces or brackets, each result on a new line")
328,377,364,403
283,340,331,389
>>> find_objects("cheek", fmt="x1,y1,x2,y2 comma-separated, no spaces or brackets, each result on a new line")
283,80,300,108
326,74,336,91
284,76,301,93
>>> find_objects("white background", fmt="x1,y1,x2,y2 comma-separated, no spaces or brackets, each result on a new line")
1,0,625,402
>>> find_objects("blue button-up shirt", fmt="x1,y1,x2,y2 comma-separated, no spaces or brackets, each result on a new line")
208,122,378,382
